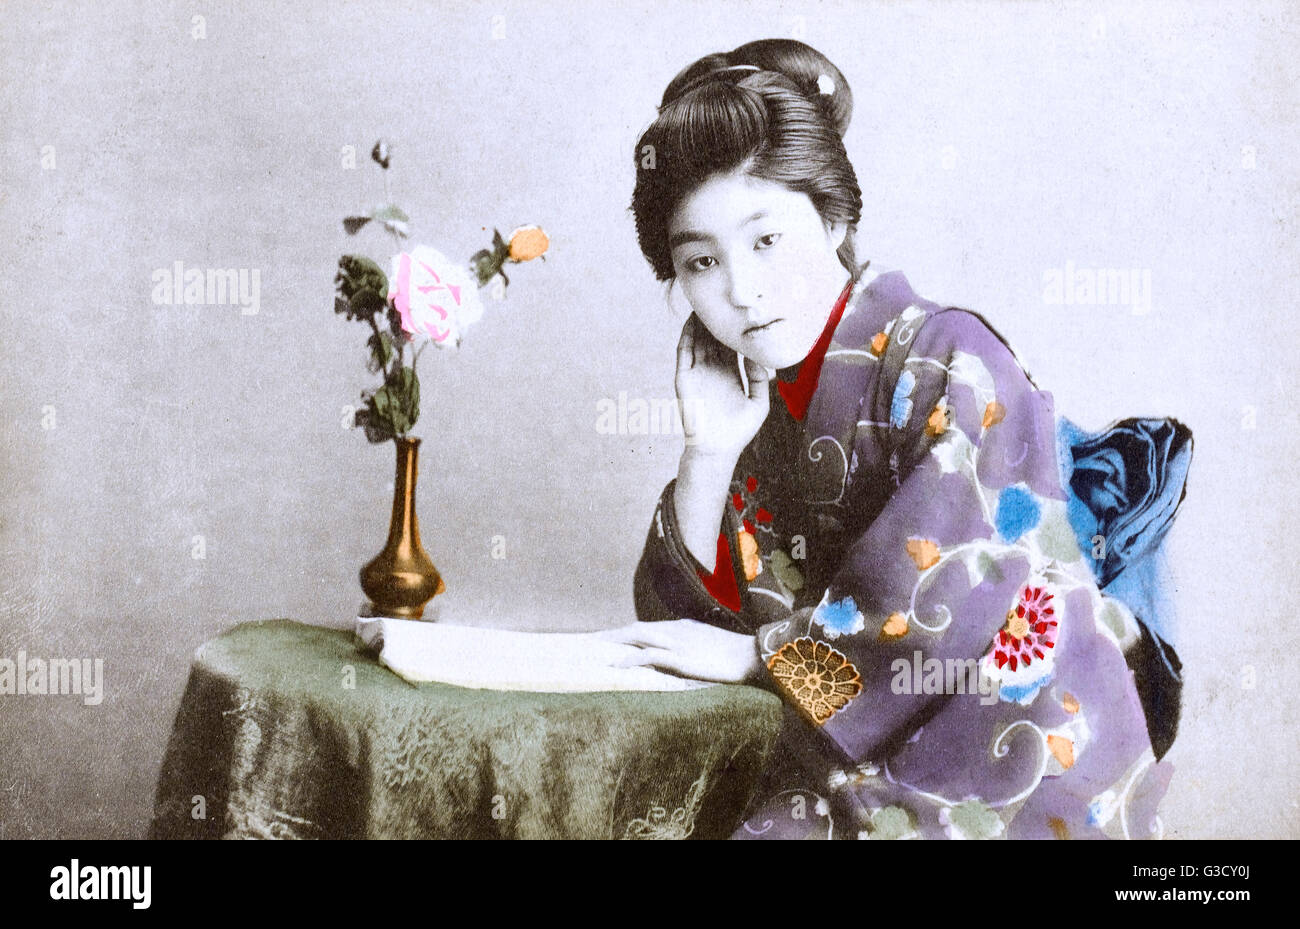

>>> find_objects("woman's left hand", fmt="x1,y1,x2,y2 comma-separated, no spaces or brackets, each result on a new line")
595,619,766,685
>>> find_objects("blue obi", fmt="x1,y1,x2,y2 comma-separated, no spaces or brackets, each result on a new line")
1055,416,1193,761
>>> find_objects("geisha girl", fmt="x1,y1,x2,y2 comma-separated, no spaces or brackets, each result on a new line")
598,38,1177,839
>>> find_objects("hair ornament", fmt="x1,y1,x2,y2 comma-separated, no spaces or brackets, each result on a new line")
817,73,835,95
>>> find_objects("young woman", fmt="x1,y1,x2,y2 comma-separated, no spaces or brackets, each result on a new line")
599,39,1173,839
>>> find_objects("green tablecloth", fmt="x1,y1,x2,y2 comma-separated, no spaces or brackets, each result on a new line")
150,620,785,839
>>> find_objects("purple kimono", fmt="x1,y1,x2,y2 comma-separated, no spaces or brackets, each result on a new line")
633,268,1173,839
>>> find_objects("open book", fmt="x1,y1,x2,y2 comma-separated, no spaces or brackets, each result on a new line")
354,616,717,693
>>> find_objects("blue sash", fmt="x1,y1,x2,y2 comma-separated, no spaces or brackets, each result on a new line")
1056,416,1193,761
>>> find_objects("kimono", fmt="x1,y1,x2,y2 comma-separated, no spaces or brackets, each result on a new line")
632,267,1175,840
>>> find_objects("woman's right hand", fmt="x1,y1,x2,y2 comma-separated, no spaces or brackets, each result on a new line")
675,314,772,460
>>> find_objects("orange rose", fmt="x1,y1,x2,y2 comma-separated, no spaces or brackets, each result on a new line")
508,224,549,262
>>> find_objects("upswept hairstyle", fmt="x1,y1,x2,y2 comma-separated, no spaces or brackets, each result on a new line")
630,39,864,283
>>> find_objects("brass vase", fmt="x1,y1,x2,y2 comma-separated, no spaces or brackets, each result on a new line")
360,436,445,620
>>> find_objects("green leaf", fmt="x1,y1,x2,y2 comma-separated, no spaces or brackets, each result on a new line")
865,806,915,840
770,549,805,593
367,331,394,374
336,255,388,304
944,800,1004,840
348,288,387,321
355,390,398,443
470,248,502,287
371,204,410,223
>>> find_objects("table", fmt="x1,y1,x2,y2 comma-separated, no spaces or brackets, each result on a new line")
150,620,785,839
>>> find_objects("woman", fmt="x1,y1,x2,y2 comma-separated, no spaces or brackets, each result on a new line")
599,39,1173,839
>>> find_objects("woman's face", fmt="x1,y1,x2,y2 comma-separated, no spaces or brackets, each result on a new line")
666,168,849,370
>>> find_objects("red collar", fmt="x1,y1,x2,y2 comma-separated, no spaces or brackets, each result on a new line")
776,277,854,421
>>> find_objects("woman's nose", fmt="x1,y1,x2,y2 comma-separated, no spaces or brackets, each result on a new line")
725,256,765,308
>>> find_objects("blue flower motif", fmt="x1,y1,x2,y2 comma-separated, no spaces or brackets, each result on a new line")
812,594,865,640
994,483,1042,542
890,370,916,429
996,671,1052,705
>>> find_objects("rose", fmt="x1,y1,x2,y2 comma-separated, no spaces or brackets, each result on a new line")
387,245,485,349
507,224,549,262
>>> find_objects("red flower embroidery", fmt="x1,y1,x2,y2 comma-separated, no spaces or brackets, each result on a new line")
992,585,1057,671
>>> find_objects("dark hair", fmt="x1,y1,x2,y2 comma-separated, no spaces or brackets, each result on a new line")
630,39,863,283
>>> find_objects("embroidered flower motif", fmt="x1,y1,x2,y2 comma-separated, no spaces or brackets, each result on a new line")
994,483,1042,542
768,549,804,593
1047,734,1075,770
737,529,762,581
1087,790,1119,828
981,581,1059,704
870,331,889,356
938,800,1005,840
731,474,770,537
880,612,909,638
982,400,1005,429
905,538,941,571
767,637,863,725
890,370,916,429
812,591,866,640
924,398,950,437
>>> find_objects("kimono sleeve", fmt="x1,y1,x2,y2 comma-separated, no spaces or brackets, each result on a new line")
756,308,1064,765
632,453,753,632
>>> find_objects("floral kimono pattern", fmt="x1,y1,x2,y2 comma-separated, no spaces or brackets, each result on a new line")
633,268,1173,840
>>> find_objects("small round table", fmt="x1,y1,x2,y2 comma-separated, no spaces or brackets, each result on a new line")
150,620,784,839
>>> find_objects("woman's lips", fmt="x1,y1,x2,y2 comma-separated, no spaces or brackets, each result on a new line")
744,318,783,335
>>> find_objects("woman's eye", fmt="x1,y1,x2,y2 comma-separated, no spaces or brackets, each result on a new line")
755,233,781,249
686,255,716,273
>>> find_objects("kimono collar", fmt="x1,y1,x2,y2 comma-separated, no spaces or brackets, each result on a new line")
774,276,857,421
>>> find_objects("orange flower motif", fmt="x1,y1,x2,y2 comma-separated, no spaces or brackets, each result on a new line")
925,399,949,437
507,224,549,262
766,637,863,725
870,331,889,356
880,612,909,638
1047,734,1075,770
982,400,1006,429
736,529,761,581
906,538,941,571
1062,692,1080,714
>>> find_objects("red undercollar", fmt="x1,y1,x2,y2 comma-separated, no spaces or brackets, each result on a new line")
775,277,854,421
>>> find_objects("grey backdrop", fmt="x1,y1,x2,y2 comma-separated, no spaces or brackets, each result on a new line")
1,0,1296,838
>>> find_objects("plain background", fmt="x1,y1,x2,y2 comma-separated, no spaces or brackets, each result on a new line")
1,0,1296,838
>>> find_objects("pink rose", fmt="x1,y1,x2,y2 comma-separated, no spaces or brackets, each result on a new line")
388,245,485,349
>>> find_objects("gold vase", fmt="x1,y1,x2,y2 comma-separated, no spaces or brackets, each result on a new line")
360,436,445,620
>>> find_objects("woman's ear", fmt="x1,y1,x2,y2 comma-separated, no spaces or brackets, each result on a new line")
827,219,849,251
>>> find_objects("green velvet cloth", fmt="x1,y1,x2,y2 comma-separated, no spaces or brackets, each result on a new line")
150,620,785,839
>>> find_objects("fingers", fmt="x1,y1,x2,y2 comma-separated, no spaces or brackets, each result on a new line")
611,646,674,670
676,314,697,372
592,622,673,650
